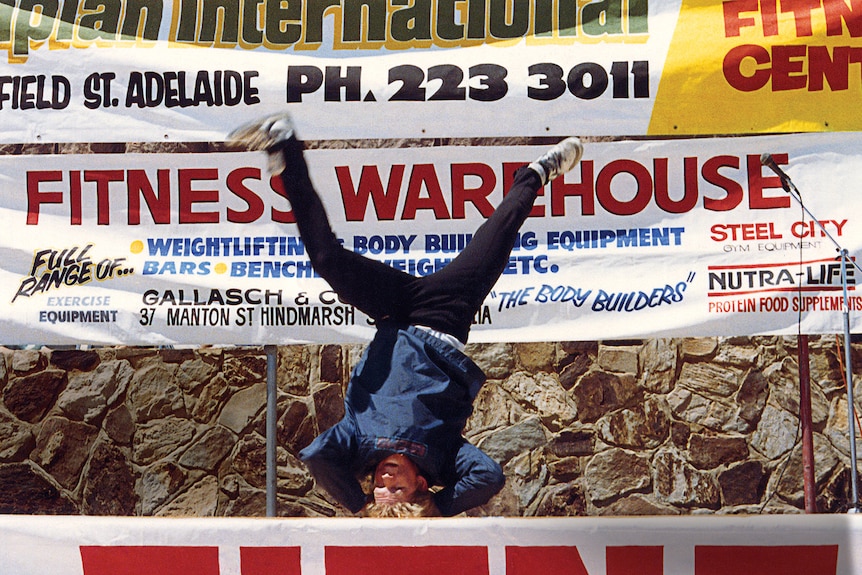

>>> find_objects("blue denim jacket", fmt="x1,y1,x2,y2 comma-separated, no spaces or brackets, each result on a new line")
299,324,505,516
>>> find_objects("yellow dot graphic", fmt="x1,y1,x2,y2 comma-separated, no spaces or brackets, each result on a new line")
130,240,143,254
214,263,227,274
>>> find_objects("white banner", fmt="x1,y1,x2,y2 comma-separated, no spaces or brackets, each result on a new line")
2,0,862,141
0,514,860,575
0,0,675,142
2,132,862,346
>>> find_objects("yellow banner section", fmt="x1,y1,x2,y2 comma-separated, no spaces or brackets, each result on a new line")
649,0,862,134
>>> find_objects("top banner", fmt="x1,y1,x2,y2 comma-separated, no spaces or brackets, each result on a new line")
0,0,860,142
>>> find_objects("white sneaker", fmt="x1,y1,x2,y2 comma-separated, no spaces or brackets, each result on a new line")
227,112,295,149
227,112,296,174
528,137,584,185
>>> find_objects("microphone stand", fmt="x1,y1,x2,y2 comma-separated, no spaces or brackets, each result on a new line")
773,164,862,512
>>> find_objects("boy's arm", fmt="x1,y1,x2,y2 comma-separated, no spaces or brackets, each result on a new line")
299,421,368,513
433,441,505,517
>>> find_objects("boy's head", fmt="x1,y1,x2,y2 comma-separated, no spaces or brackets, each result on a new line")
361,453,440,517
371,453,428,505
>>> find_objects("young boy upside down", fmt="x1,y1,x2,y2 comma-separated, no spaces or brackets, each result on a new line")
229,114,583,517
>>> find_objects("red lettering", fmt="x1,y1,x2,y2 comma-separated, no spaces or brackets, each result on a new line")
596,159,653,216
402,164,449,220
269,174,296,223
506,546,588,575
695,545,838,575
761,0,780,35
326,546,488,575
771,44,808,91
782,0,821,36
70,169,81,225
702,155,744,212
808,45,861,90
451,162,496,219
80,546,219,575
29,168,281,226
725,44,862,92
722,0,862,37
240,546,301,575
654,157,699,214
747,153,791,209
26,170,63,225
84,170,124,225
723,44,771,91
549,160,595,217
336,164,405,221
710,222,782,241
127,169,171,225
723,0,759,36
74,543,843,575
823,0,862,36
22,155,792,229
227,166,265,223
178,168,219,224
711,223,731,241
607,546,663,575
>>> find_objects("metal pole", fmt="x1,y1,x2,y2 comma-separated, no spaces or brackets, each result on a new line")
797,334,817,513
265,344,278,517
841,251,860,510
764,160,861,512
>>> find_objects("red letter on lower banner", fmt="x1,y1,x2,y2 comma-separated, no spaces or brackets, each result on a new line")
326,546,488,575
506,546,589,575
607,546,663,575
696,546,839,575
240,547,302,575
80,546,219,575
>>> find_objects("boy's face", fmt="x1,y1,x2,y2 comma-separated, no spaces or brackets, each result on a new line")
372,454,428,505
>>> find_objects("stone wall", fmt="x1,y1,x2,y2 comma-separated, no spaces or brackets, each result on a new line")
0,335,859,517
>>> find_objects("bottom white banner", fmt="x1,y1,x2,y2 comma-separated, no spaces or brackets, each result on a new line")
0,514,860,574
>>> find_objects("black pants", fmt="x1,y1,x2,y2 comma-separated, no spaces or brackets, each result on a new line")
278,138,542,344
